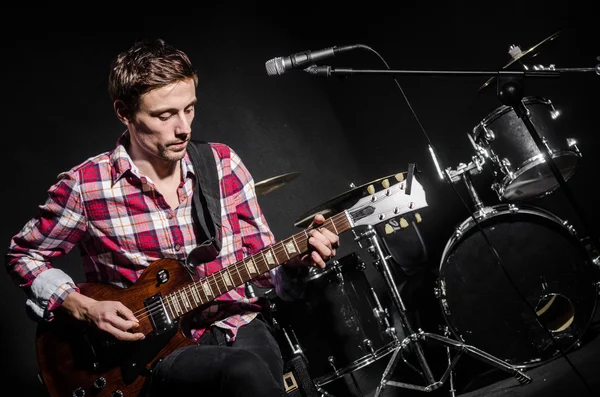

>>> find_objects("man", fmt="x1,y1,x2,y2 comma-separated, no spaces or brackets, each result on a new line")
5,38,339,396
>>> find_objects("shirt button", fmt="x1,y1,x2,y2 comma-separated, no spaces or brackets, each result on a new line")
167,213,173,219
174,244,181,251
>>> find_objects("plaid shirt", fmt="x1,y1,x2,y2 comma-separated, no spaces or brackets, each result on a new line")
6,134,294,342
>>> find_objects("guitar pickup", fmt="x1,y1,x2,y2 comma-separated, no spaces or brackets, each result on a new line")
144,293,174,334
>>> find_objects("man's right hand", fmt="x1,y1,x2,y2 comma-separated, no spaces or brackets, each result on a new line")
62,292,145,341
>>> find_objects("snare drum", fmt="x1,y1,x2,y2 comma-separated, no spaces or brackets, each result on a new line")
470,97,581,202
270,252,398,386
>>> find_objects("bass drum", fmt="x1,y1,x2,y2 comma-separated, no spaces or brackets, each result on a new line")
437,204,598,367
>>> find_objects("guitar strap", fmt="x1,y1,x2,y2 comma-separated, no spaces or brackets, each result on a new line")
186,140,222,261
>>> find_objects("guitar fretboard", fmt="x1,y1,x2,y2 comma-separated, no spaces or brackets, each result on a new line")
160,211,352,319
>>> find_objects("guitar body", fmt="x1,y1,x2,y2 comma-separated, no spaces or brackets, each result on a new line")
36,259,198,397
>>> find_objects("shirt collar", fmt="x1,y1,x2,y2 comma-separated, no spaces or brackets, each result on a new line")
110,131,196,186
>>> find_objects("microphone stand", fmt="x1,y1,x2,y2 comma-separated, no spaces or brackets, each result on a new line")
305,63,600,396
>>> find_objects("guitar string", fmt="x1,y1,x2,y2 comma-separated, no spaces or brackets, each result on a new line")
129,191,412,324
129,188,413,324
128,212,349,321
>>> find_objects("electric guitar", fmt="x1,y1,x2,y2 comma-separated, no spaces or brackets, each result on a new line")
35,173,427,397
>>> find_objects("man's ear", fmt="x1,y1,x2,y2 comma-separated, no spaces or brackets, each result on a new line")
114,100,130,124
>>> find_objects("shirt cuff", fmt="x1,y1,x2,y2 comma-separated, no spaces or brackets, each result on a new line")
26,268,79,322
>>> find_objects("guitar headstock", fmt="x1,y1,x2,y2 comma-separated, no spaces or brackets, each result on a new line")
347,173,428,228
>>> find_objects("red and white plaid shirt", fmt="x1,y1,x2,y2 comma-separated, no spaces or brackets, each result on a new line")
6,133,294,341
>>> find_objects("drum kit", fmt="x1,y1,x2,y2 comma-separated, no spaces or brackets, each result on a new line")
256,31,600,397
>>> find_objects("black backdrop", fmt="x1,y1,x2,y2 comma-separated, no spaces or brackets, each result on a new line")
1,4,598,396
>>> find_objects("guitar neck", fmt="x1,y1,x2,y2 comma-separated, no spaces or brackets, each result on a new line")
162,211,353,320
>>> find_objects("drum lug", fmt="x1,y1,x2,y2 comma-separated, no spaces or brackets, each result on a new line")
481,124,495,142
562,220,577,236
327,356,338,374
385,327,397,339
363,339,375,355
500,158,514,178
567,138,581,156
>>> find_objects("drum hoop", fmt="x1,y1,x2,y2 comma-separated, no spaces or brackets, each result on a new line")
440,204,573,268
470,96,551,139
497,150,582,199
313,341,398,386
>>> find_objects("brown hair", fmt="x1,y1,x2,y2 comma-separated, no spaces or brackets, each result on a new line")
108,38,198,114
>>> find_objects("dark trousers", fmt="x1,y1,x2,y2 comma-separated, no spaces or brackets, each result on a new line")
150,316,286,397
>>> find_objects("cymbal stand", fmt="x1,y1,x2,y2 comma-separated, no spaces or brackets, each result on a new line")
354,226,532,396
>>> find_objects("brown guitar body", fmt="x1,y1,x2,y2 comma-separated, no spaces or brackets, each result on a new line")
36,259,198,397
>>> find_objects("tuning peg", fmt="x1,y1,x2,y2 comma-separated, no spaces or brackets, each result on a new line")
384,223,394,234
415,212,422,223
381,179,390,189
395,173,404,182
399,217,409,228
367,184,375,195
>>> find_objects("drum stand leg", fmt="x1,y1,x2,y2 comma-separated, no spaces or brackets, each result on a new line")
355,226,532,396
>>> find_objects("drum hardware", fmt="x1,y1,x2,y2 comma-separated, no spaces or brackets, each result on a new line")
351,225,532,397
493,75,600,262
438,203,598,369
269,250,400,388
444,156,488,215
370,286,395,336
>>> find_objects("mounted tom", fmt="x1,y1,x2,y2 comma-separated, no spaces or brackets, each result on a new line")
469,96,581,202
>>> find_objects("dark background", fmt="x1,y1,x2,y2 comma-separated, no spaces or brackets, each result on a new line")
2,4,598,396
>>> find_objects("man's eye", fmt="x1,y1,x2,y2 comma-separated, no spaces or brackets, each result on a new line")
158,114,171,121
185,107,194,114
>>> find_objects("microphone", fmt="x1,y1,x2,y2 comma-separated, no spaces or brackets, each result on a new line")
265,45,359,76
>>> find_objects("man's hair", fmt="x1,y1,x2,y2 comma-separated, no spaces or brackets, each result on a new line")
108,38,198,114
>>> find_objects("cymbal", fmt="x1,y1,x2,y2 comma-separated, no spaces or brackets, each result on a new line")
294,172,408,228
479,30,561,91
255,172,300,196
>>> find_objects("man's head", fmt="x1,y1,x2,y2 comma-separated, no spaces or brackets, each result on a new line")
109,39,198,115
110,39,199,165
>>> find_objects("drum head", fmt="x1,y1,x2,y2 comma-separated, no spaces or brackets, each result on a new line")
500,151,580,201
438,205,597,367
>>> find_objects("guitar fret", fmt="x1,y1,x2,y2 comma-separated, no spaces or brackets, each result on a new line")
246,257,258,277
330,220,339,234
212,274,222,295
180,289,191,310
233,263,243,285
172,295,182,316
191,285,201,305
196,282,208,302
263,250,276,269
165,295,176,319
202,280,214,299
223,269,233,288
254,253,267,273
283,238,296,258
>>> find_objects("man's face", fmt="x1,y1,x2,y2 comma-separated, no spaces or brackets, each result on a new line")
126,78,197,164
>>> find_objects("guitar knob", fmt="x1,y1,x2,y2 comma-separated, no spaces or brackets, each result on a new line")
384,223,394,234
111,391,124,397
72,387,85,397
395,173,404,182
367,184,375,195
381,179,390,189
93,377,107,390
399,217,409,228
